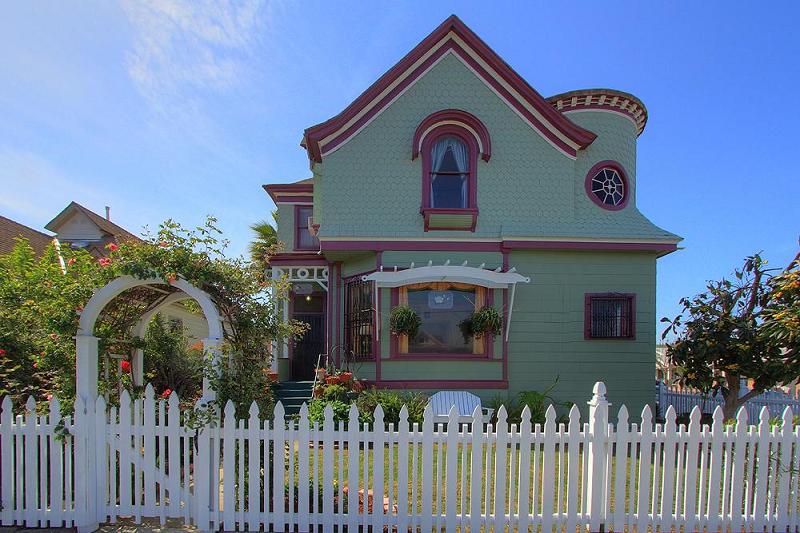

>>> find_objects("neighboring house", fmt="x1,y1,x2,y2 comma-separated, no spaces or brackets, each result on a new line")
263,16,681,414
656,344,677,382
0,203,209,343
0,215,54,256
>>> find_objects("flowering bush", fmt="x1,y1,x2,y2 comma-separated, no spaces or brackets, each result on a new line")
0,217,305,416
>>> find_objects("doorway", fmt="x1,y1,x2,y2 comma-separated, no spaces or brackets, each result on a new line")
290,290,326,381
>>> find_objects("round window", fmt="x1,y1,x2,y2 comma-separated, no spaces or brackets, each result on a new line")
585,162,628,210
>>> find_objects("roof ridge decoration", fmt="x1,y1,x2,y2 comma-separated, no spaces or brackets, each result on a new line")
302,15,597,162
547,89,648,135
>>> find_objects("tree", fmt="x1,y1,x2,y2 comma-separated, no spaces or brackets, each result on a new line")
662,252,800,420
248,211,280,268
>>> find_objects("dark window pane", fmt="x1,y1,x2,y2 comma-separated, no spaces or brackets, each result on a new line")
590,297,633,338
296,206,318,249
407,288,475,353
431,174,466,208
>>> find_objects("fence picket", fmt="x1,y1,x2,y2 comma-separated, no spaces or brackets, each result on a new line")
753,407,771,532
247,402,260,531
271,402,285,532
5,381,800,532
636,405,653,533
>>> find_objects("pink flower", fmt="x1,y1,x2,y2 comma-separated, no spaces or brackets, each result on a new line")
120,360,131,373
0,348,6,356
98,257,112,267
166,273,177,284
106,242,119,252
67,258,76,266
46,394,52,401
160,388,172,399
32,362,38,368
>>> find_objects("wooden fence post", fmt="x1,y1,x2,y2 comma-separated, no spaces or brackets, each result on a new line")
74,334,100,533
586,381,610,532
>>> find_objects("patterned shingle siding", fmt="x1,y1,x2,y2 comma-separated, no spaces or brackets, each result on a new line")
313,53,678,242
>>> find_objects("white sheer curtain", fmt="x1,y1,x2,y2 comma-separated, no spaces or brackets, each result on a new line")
430,136,469,208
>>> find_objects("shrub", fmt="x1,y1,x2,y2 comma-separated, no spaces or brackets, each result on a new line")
487,378,572,425
356,388,428,425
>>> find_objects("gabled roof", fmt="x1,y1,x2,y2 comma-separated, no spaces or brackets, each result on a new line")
263,177,314,204
302,15,597,162
45,201,140,242
0,215,54,256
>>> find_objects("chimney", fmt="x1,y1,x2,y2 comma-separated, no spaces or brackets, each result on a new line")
105,206,111,221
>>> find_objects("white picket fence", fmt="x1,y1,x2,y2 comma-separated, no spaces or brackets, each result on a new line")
2,383,800,532
657,380,800,421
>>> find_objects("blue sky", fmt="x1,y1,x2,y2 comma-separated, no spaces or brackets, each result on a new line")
1,1,798,332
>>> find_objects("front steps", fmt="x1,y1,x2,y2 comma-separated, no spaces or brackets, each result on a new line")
274,380,314,416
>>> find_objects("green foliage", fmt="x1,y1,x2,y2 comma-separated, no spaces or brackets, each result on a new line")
248,212,281,268
459,305,502,342
142,314,204,400
355,388,428,425
662,252,800,419
0,217,304,418
0,239,110,409
307,398,351,425
389,306,421,338
488,378,572,425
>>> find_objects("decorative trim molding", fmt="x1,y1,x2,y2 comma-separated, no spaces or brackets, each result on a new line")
373,379,508,390
302,15,596,162
263,183,313,204
319,238,678,254
547,89,648,135
412,109,491,162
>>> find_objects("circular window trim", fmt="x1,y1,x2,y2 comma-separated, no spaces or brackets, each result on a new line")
584,160,630,211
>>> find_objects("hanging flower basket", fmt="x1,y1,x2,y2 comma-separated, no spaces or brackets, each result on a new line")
389,306,422,339
459,305,502,342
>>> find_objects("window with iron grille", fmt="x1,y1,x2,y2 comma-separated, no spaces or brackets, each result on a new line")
344,278,375,361
584,293,635,339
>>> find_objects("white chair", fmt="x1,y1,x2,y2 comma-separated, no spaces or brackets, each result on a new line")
428,390,494,424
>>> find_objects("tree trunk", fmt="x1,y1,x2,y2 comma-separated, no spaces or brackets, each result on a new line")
722,374,742,421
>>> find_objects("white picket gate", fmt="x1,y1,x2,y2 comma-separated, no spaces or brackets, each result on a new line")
2,382,800,532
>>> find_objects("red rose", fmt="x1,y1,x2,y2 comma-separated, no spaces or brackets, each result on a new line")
167,274,177,284
67,258,76,266
98,257,112,267
106,242,119,252
120,360,131,373
0,348,6,356
160,388,172,399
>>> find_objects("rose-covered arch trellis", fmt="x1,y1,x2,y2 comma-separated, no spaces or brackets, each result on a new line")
75,275,224,409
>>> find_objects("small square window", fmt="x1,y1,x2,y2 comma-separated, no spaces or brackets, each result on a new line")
584,294,635,340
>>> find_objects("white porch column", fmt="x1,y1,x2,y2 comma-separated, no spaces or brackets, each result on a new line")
74,333,99,532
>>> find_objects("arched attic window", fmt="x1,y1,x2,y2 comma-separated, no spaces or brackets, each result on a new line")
413,109,491,231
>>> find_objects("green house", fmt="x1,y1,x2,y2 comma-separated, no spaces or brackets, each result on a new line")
264,16,680,415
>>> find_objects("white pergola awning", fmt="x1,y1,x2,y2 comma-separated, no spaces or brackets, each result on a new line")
362,262,531,341
362,264,530,288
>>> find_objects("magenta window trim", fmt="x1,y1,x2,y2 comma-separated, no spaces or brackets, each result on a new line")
584,160,630,211
294,204,317,251
583,293,636,340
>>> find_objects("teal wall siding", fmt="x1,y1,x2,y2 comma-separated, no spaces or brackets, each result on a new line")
275,204,296,251
505,250,657,416
313,53,677,242
333,249,657,415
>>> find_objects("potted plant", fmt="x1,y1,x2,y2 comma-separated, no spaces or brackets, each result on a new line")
315,366,327,382
460,305,502,342
389,306,422,339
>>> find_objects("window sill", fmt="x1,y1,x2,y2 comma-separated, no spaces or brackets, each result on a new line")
391,353,493,361
420,207,478,231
